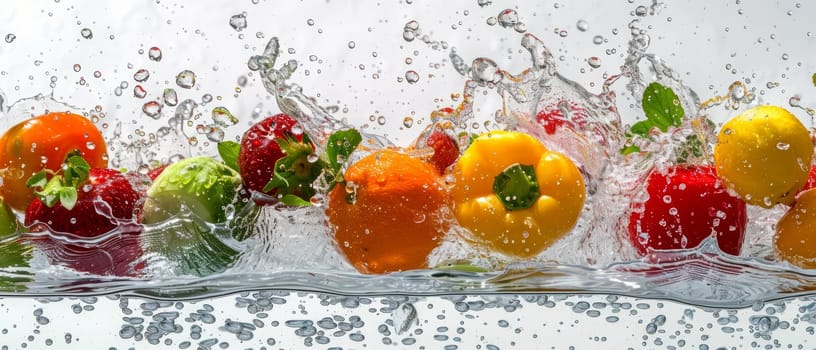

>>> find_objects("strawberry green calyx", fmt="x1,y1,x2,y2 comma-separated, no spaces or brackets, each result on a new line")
25,151,90,210
263,134,323,206
143,156,242,224
262,128,362,206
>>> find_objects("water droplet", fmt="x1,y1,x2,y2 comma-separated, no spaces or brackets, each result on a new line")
477,0,492,7
470,57,502,84
347,41,356,49
576,20,589,32
405,70,420,84
777,142,791,150
497,9,519,28
73,64,81,72
212,107,238,126
176,70,196,89
4,33,16,43
207,127,225,142
148,47,162,61
229,12,248,32
587,56,601,68
80,28,93,39
486,17,497,26
133,85,147,98
142,101,162,119
402,117,414,128
133,69,150,82
635,5,648,16
163,88,178,106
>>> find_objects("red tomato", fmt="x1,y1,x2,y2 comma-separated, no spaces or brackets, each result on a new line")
0,112,108,211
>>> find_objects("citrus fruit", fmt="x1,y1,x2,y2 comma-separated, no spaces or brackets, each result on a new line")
775,188,816,268
714,105,813,208
327,150,451,274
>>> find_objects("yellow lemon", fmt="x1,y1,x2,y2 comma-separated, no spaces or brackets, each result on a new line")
714,105,813,208
775,188,816,268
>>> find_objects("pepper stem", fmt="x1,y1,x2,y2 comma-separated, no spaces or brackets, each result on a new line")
493,163,539,211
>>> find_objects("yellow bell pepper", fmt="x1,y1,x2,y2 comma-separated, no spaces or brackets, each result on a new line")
452,130,586,258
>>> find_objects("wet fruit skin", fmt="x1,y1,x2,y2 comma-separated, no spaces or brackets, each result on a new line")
424,129,459,175
627,166,748,256
714,105,813,208
0,112,108,211
238,113,306,196
25,168,143,276
327,150,451,274
775,188,816,269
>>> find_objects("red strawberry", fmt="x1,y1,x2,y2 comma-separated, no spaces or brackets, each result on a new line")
238,114,310,196
627,165,747,257
535,101,588,135
424,129,459,175
25,157,144,276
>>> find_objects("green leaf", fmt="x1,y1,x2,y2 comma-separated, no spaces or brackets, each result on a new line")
59,187,78,210
280,194,312,207
326,129,362,173
64,154,90,187
675,134,706,164
629,120,654,138
620,145,641,155
25,171,48,189
642,82,684,131
217,141,241,173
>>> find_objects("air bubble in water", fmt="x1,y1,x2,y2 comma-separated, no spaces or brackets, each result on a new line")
163,88,178,106
229,13,248,32
405,70,420,84
80,28,93,39
73,64,81,72
576,20,589,32
497,9,519,28
486,17,497,26
142,101,162,119
403,117,414,128
587,56,601,68
176,70,196,89
148,47,162,61
593,35,604,45
133,85,147,98
212,107,238,126
347,41,356,49
133,69,150,82
4,33,15,43
477,0,492,6
471,57,502,84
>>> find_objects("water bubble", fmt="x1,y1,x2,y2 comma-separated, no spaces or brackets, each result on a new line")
148,47,162,61
486,17,497,26
513,22,527,33
206,127,225,142
403,117,414,128
497,9,519,28
776,142,791,151
477,0,492,6
576,20,589,32
635,5,648,16
470,57,502,84
789,95,802,108
73,64,81,72
4,33,15,43
347,41,356,49
587,56,601,68
133,85,147,98
142,101,162,119
176,70,196,89
162,88,178,106
133,69,150,82
80,28,93,39
229,12,248,32
212,107,238,126
405,70,420,84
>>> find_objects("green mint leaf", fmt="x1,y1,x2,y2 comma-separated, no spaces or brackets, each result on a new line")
217,141,241,173
25,171,48,189
326,129,362,173
279,194,312,207
59,187,78,210
629,120,654,138
620,145,641,155
642,82,684,131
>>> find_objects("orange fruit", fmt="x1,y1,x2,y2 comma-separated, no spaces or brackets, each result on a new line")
327,149,451,274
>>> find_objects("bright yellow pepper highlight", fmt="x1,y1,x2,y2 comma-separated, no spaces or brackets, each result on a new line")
452,130,586,258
